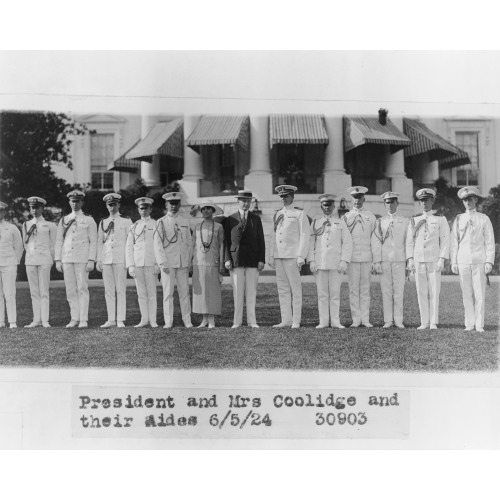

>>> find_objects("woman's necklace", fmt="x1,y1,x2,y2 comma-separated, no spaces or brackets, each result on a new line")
200,219,214,252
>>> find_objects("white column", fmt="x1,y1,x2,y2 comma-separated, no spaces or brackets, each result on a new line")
322,116,352,196
244,116,273,197
178,115,204,203
420,159,439,184
140,115,160,187
384,116,413,200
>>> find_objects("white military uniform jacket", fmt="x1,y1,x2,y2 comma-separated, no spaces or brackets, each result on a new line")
406,211,450,263
22,216,57,266
0,220,23,265
55,211,98,263
126,217,157,268
372,214,409,263
153,212,192,268
342,208,376,262
450,210,495,265
97,215,132,265
308,215,352,269
270,206,310,259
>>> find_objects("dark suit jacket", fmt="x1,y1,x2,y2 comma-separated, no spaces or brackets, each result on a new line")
224,211,265,268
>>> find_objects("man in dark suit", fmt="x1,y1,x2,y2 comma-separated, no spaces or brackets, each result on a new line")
224,190,265,328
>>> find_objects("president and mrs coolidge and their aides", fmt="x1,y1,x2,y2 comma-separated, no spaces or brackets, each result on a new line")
0,183,495,333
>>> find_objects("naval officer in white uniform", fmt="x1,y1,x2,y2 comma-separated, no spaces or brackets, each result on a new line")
0,201,23,328
372,191,409,328
450,186,495,332
54,190,97,328
126,197,159,328
22,196,57,328
406,188,450,330
97,193,132,328
268,185,310,328
154,192,193,329
342,186,377,328
308,194,352,329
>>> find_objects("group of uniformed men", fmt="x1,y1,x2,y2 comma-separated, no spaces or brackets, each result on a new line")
0,183,495,332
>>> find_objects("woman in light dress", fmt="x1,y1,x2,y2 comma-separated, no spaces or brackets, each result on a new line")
191,202,225,328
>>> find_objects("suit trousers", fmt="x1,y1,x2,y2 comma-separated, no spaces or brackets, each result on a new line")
26,264,52,323
414,261,441,327
63,263,89,322
102,264,127,322
275,258,302,325
0,265,17,324
380,261,406,325
458,264,487,329
134,266,158,325
230,267,259,326
160,267,191,327
348,262,372,324
314,269,342,326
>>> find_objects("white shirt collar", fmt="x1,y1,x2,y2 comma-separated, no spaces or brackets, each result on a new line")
35,216,44,222
71,210,83,218
141,216,151,221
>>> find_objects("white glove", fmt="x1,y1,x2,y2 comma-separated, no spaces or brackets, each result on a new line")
257,262,265,272
373,263,382,275
406,258,415,273
309,261,318,273
225,260,232,270
338,261,348,274
297,257,305,269
153,264,160,275
485,263,493,274
451,264,459,274
96,261,103,272
86,260,95,273
436,258,445,272
55,261,63,273
129,266,136,278
268,257,275,270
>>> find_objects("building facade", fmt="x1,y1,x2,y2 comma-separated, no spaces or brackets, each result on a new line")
56,111,498,256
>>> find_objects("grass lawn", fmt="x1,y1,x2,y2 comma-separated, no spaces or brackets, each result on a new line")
0,281,498,371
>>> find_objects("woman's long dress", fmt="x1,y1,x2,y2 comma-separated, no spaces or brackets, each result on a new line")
192,220,224,314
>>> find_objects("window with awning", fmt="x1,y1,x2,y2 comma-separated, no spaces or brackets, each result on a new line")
186,116,250,197
343,113,410,194
125,118,184,162
107,139,142,173
269,115,329,194
403,118,467,162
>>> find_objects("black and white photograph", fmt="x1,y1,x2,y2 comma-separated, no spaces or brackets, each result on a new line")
0,49,499,478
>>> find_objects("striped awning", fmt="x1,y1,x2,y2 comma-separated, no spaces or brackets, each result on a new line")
269,115,329,147
107,139,142,173
438,148,471,169
403,118,466,162
344,115,411,153
125,118,184,162
186,116,250,152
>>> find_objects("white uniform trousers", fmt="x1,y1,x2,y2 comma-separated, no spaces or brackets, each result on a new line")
102,264,127,322
0,265,17,324
160,267,191,327
348,262,372,324
414,261,441,327
314,269,342,326
380,262,406,325
26,264,52,323
275,258,302,325
458,264,487,329
62,263,89,322
230,267,259,326
134,266,158,325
